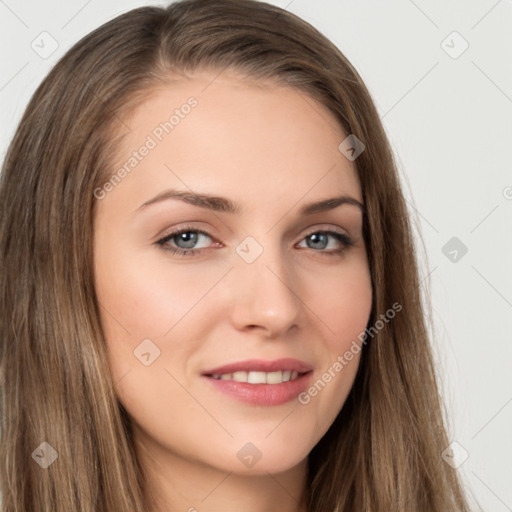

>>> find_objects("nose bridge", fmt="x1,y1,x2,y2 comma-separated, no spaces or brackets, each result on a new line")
229,235,301,334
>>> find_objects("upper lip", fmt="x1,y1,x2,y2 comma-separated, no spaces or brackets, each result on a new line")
202,358,314,375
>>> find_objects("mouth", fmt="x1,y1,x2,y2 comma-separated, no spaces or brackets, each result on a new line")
201,358,314,406
207,369,306,384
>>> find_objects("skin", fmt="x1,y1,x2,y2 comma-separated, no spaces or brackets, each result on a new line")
93,68,373,512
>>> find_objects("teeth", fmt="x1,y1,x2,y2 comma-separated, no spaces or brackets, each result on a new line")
266,371,284,384
248,371,266,384
210,370,303,384
233,371,247,381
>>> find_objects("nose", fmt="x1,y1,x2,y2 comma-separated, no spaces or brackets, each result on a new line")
228,242,302,338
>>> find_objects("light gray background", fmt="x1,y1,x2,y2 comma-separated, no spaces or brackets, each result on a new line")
1,1,511,510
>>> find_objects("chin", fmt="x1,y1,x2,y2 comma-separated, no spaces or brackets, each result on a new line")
201,436,313,476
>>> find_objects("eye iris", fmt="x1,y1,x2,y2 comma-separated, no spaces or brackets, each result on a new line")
307,233,328,250
175,231,198,249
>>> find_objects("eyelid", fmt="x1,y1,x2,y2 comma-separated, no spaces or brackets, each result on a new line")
155,225,218,246
300,224,349,237
154,221,217,241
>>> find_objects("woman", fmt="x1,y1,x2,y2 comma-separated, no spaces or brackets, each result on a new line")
0,0,473,510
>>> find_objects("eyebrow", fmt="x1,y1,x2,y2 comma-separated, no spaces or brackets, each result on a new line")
137,189,365,215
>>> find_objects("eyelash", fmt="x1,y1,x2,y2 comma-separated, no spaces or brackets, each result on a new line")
155,225,354,258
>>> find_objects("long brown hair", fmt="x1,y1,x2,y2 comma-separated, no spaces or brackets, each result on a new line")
0,0,473,510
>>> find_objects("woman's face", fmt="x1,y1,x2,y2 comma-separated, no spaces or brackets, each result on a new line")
93,69,372,476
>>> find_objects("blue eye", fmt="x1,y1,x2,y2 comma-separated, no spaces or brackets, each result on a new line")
298,231,353,252
156,227,214,256
155,227,354,257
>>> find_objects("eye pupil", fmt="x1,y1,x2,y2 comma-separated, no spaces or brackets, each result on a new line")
308,233,328,249
176,231,199,249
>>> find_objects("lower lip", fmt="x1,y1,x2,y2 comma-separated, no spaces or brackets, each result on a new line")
203,372,313,406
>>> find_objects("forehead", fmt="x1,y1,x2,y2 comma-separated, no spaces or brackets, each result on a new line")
105,69,362,211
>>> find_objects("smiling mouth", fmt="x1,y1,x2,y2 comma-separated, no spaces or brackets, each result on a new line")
206,370,310,384
203,363,314,406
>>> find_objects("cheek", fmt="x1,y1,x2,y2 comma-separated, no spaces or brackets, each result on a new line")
94,239,228,340
296,255,372,429
304,253,373,349
93,236,232,397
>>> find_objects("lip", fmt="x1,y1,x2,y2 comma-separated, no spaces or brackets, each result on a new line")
201,358,314,406
202,358,314,375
